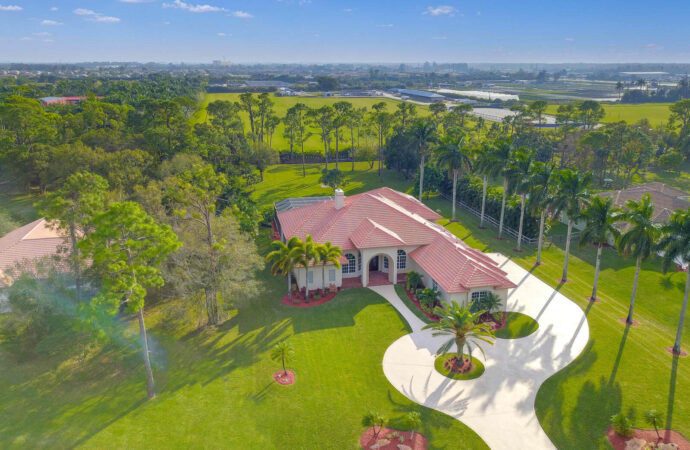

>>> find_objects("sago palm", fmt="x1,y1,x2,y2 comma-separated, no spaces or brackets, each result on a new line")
436,134,472,221
617,194,660,325
551,169,592,282
658,208,690,355
579,196,621,301
423,301,495,362
265,236,303,301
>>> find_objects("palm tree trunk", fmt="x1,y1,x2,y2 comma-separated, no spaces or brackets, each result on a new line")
455,336,466,361
300,127,306,177
418,154,426,201
626,256,642,324
537,209,546,265
351,127,355,172
305,268,310,304
517,194,526,251
451,169,458,221
480,175,488,228
498,177,508,239
335,129,339,170
287,273,292,301
591,245,602,300
672,269,690,354
138,307,155,399
562,219,574,281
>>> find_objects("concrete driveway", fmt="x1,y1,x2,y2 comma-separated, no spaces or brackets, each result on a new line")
369,253,589,450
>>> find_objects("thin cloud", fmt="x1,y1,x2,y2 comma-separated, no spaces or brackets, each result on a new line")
163,0,224,13
376,23,394,28
565,37,575,42
74,8,121,23
33,31,52,36
217,32,231,37
343,8,353,12
432,36,448,40
41,19,62,25
50,6,58,10
0,4,22,11
424,5,457,16
120,0,155,2
230,10,253,18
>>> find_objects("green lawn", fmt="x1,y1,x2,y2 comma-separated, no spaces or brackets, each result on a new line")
195,93,431,153
422,196,690,449
545,102,673,126
0,230,487,449
494,312,539,339
434,354,486,380
394,285,433,325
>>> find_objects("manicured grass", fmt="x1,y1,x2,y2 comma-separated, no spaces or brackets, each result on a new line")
494,312,539,339
434,354,486,380
422,195,690,449
251,163,414,208
394,285,432,324
545,102,673,126
0,230,488,449
195,93,431,152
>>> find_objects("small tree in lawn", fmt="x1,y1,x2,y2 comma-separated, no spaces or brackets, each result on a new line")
271,340,295,376
362,411,388,440
644,409,664,440
79,202,181,399
403,411,421,440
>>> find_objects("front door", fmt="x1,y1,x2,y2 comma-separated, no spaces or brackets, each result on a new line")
369,256,379,272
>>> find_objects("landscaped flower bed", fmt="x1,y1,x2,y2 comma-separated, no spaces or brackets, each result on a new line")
281,289,338,307
606,426,689,450
359,427,428,450
434,353,485,380
402,287,442,321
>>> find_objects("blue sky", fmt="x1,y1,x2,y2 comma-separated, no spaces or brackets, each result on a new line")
1,0,689,63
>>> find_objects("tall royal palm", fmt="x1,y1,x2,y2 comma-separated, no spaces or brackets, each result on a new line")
423,301,495,362
436,134,472,221
579,196,621,301
317,241,343,290
493,139,514,239
506,148,534,251
266,236,303,302
617,194,660,325
474,141,499,228
411,119,439,201
528,162,556,265
551,169,592,282
658,208,690,355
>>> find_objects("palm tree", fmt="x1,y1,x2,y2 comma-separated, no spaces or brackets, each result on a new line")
528,162,556,265
362,411,388,441
474,141,498,229
551,169,592,282
317,241,343,291
402,412,421,440
579,196,621,301
493,139,514,239
270,340,295,376
436,134,472,221
644,410,664,441
410,119,439,201
294,234,320,303
266,236,303,302
658,208,690,355
506,148,534,251
617,194,660,325
616,81,624,101
423,301,495,362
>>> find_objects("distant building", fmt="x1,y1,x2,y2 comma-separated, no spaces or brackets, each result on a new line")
244,80,293,88
392,89,445,103
39,96,89,106
600,182,690,227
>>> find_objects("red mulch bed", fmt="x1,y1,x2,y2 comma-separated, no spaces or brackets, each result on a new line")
403,288,506,330
273,370,295,385
359,427,427,450
607,426,690,450
676,265,688,273
281,290,338,307
619,318,640,327
666,346,689,357
444,356,475,374
403,288,441,321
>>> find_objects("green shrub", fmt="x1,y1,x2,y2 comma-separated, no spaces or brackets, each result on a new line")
610,412,634,437
406,271,422,291
416,288,441,313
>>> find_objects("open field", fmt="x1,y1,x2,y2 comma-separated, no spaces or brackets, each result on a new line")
0,230,487,449
195,93,431,153
546,102,673,125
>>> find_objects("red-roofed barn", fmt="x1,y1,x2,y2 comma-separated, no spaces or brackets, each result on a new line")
274,188,516,306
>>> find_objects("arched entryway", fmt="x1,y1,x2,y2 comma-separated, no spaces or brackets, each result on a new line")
362,251,397,287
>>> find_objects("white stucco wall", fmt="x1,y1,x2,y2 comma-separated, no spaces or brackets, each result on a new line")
293,263,342,291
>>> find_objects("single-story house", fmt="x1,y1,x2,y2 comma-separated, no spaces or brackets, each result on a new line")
274,187,516,307
0,218,67,311
600,182,690,227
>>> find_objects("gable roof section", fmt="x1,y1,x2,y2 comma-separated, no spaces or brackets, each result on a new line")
0,218,67,287
350,219,406,248
600,182,690,224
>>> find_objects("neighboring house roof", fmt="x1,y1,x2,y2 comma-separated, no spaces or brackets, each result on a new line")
276,187,515,293
600,182,690,224
0,218,67,287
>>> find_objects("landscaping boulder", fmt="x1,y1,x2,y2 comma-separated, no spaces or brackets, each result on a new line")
657,443,679,450
370,439,390,449
624,438,647,450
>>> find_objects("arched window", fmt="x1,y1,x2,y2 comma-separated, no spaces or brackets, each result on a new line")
343,254,357,274
396,250,407,269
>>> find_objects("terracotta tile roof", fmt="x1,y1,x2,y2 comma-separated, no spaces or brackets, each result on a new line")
600,182,690,224
276,187,515,293
0,218,67,287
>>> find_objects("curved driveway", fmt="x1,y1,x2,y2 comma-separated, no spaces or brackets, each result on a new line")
370,253,589,450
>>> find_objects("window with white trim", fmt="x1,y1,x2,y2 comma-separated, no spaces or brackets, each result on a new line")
432,279,439,291
342,254,357,274
471,291,490,302
383,256,389,269
397,250,407,269
328,269,336,282
357,253,361,271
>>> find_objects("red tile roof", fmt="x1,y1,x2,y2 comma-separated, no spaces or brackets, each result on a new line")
0,218,67,287
277,187,515,293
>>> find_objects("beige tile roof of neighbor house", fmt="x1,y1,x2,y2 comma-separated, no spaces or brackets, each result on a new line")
0,218,67,287
276,187,516,293
599,182,690,224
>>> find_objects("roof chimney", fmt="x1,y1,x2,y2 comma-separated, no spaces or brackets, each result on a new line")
334,188,345,210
